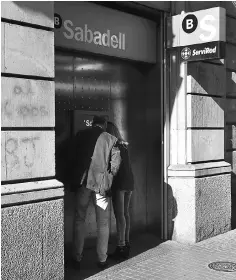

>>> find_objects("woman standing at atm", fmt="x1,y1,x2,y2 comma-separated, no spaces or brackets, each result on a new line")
106,121,134,260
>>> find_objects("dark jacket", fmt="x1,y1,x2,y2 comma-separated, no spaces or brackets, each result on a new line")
111,142,134,191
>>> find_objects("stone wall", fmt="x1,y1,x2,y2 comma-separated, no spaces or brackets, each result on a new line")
225,8,236,190
167,1,233,243
1,2,64,279
1,197,64,280
224,2,236,228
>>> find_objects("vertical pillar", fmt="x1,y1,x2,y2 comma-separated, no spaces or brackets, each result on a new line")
1,2,64,279
167,2,231,243
224,2,236,228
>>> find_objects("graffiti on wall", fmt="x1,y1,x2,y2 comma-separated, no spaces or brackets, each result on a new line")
1,131,55,181
3,100,49,119
1,78,54,127
5,136,40,170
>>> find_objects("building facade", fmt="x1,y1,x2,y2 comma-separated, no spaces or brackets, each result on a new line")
1,1,236,279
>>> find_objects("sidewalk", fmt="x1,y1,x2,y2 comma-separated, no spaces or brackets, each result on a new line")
65,232,162,280
86,230,236,280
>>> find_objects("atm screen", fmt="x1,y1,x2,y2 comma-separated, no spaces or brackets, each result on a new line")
73,112,109,134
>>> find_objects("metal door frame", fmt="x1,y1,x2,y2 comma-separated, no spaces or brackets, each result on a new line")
160,11,171,241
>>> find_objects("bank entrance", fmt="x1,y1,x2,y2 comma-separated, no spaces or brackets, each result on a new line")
54,1,164,277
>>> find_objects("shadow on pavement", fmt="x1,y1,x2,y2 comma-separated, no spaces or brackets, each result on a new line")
65,231,162,280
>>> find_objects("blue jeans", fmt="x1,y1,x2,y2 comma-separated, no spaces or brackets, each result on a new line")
73,186,110,262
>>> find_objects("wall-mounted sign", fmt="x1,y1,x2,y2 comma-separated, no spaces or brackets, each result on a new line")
55,15,126,51
73,112,109,134
54,2,157,63
167,7,226,61
179,41,225,62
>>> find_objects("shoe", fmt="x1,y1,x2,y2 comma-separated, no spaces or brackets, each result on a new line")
125,241,131,258
108,245,129,261
97,260,109,270
71,259,81,270
125,241,130,250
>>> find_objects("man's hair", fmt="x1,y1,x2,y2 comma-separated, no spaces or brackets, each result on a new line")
92,115,107,127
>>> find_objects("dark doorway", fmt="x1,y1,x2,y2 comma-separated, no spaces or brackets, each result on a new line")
55,50,163,278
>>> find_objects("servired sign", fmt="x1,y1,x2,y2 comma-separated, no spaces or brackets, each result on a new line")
179,41,225,62
54,2,157,63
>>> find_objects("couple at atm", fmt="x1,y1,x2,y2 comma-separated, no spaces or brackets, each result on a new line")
71,115,134,270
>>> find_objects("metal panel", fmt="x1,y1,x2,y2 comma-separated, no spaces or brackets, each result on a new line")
55,52,111,111
55,52,74,110
55,110,71,148
74,57,110,111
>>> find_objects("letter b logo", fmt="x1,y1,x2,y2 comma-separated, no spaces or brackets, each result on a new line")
54,13,62,29
182,14,198,34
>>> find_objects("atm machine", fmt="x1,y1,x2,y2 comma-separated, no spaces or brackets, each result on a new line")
55,50,116,248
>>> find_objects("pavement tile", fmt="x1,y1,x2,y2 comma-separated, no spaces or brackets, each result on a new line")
86,230,236,280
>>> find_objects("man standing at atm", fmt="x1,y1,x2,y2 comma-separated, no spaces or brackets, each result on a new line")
72,115,121,270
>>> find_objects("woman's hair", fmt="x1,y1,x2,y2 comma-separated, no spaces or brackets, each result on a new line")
106,121,124,142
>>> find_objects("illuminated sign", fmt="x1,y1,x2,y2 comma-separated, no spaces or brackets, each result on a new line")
54,2,157,63
73,113,109,133
84,119,93,127
167,7,226,61
54,13,126,51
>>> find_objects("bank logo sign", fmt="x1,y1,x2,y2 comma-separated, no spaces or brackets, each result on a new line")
167,7,226,62
54,2,157,63
55,13,125,51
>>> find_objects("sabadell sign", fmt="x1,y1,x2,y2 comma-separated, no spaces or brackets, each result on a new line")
55,20,126,51
167,7,226,61
54,2,157,63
